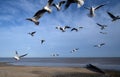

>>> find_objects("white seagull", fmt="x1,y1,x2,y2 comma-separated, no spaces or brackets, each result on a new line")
64,0,84,10
26,0,53,25
28,31,36,36
94,43,105,48
56,25,71,32
14,51,28,61
70,48,79,53
84,4,106,17
71,27,83,32
107,11,120,22
52,1,66,11
96,23,107,30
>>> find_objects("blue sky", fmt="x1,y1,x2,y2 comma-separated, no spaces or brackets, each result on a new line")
0,0,120,57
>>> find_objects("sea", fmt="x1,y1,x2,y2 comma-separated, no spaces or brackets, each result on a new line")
0,57,120,71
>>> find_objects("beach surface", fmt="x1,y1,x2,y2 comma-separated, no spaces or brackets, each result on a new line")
0,62,120,77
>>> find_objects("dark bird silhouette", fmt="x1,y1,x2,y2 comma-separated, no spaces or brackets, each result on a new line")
84,4,106,17
26,0,53,25
64,0,84,10
96,23,107,30
52,1,66,11
107,11,120,21
71,27,83,32
85,64,105,74
28,31,36,36
94,43,105,48
41,39,45,44
14,51,28,61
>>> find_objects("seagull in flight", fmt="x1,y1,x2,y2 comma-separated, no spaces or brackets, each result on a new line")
85,64,105,74
96,23,107,30
64,0,85,10
94,43,105,48
51,53,59,57
52,1,66,11
28,31,36,36
84,4,106,17
26,0,53,25
56,25,71,32
41,39,45,44
70,48,79,53
100,32,107,34
14,51,28,61
71,27,83,32
107,11,120,22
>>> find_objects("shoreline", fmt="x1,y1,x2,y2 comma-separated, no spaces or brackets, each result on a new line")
0,62,120,77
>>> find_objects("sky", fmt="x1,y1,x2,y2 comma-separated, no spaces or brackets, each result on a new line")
0,0,120,57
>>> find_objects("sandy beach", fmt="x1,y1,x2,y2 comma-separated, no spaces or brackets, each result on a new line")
0,62,120,77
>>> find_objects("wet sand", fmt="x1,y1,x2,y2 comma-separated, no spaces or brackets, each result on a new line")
0,62,120,77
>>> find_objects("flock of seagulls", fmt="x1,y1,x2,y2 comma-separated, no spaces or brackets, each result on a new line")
7,0,119,76
16,0,120,59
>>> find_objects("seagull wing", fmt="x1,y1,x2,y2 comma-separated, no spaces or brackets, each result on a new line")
20,53,28,58
41,40,45,44
65,26,71,29
33,9,46,20
59,1,66,6
32,31,36,34
96,23,102,27
65,0,74,10
95,4,106,10
100,43,105,46
71,28,78,32
107,11,116,19
47,0,54,7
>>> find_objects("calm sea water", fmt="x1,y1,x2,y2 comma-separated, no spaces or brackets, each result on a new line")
0,57,120,70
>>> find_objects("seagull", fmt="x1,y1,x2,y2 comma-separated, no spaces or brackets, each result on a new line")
51,53,59,57
26,0,53,25
94,43,105,48
41,40,45,44
84,4,106,17
14,51,28,61
96,23,107,30
107,11,120,22
85,64,105,74
52,1,66,11
56,25,71,32
100,32,107,34
71,27,83,32
64,0,84,10
70,48,79,53
28,31,36,36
